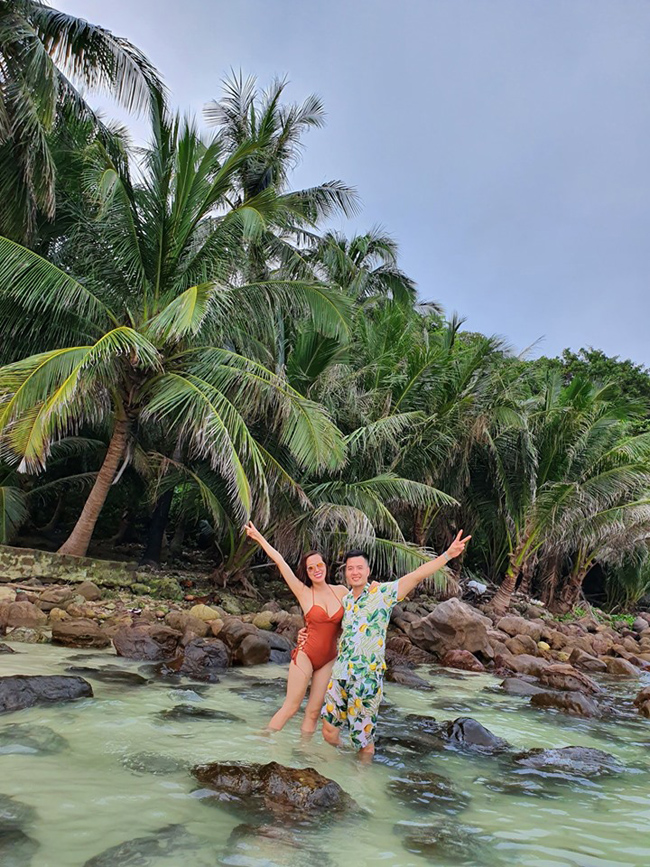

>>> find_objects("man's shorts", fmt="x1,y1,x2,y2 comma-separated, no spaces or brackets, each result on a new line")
321,674,383,749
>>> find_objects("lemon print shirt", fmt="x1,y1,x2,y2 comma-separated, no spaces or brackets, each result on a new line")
331,580,400,681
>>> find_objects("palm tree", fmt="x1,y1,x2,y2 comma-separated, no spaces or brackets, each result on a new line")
0,99,347,558
0,0,163,243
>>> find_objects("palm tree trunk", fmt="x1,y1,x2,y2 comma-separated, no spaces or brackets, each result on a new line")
553,567,590,615
139,490,174,567
57,418,128,557
490,564,520,616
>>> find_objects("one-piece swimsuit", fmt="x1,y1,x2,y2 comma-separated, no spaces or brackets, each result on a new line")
291,585,344,672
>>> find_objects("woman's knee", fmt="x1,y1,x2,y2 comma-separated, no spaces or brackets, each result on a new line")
303,705,321,724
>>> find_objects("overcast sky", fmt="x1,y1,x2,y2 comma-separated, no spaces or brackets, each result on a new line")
58,0,650,366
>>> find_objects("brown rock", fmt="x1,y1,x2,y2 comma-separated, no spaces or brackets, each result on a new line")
37,587,74,612
48,607,69,623
220,617,259,650
51,618,111,649
546,630,568,650
65,603,97,619
209,619,224,637
568,648,608,673
77,581,102,601
602,656,639,676
162,637,229,682
385,634,436,666
0,587,16,604
235,633,271,666
530,690,600,717
496,616,543,643
165,611,210,638
505,654,549,677
5,626,50,643
0,601,47,630
113,624,181,660
505,634,538,656
500,677,547,696
439,649,485,672
633,685,650,707
188,604,222,622
403,598,493,659
539,664,601,695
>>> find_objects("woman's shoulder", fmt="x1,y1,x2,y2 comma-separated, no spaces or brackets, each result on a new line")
332,584,349,599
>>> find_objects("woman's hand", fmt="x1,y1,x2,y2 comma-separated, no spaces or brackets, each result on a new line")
445,530,472,560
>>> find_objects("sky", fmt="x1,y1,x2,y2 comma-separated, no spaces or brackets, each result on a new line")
57,0,650,366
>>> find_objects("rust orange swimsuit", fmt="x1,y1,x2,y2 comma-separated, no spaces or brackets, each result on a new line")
292,586,344,672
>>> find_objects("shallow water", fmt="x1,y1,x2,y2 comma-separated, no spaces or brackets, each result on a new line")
1,644,649,867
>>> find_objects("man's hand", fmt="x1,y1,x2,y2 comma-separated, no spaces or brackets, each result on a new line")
296,626,308,651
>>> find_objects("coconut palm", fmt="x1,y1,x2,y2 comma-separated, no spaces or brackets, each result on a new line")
0,98,348,558
0,0,163,242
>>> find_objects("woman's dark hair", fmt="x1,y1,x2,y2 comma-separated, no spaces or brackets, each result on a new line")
343,549,369,565
297,551,328,587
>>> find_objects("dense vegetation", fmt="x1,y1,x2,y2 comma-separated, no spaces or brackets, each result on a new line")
1,2,649,614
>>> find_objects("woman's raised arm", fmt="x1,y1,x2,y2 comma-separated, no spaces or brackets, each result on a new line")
244,522,307,602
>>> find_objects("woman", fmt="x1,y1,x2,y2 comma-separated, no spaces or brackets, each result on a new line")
244,521,347,733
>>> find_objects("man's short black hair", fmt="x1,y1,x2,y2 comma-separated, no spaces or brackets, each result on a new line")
343,549,369,565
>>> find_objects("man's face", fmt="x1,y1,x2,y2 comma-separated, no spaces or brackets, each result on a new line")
345,556,370,589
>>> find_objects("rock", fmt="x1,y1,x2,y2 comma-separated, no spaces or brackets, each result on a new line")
51,618,111,649
603,656,640,676
121,752,188,776
496,615,544,642
113,624,181,660
385,634,436,666
0,601,47,630
444,717,511,753
4,626,50,644
396,820,491,862
385,666,432,689
403,598,493,659
235,633,271,666
500,677,547,696
501,653,549,677
439,649,485,672
637,700,650,718
505,634,539,656
48,607,69,622
530,689,600,717
0,792,37,829
0,642,15,653
188,604,222,622
162,638,229,682
156,704,242,723
65,666,149,687
0,587,16,604
0,723,68,755
568,648,608,673
0,675,92,714
0,829,39,867
209,619,224,637
252,611,274,631
633,685,650,707
388,771,469,814
222,823,332,867
537,640,551,652
192,761,353,816
219,617,258,650
512,746,624,778
165,611,210,638
538,664,601,695
83,825,198,867
37,587,74,611
546,629,568,650
77,581,102,601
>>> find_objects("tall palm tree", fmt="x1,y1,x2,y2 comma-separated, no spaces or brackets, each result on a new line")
0,0,163,243
0,98,347,558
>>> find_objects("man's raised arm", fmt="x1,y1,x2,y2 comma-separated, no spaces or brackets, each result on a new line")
397,530,471,600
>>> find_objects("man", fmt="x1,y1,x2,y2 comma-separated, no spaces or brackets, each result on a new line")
321,530,470,760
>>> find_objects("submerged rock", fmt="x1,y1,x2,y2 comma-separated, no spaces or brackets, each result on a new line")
0,829,39,867
121,752,188,776
0,793,37,829
83,824,198,866
395,820,493,863
192,761,353,817
512,746,625,778
0,675,92,714
0,643,15,653
156,704,242,723
221,823,334,867
388,771,470,815
65,666,149,686
0,724,68,755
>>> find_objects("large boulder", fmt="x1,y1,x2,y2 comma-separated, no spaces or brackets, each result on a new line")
403,598,493,660
192,761,353,816
161,638,229,682
530,689,600,717
0,601,47,630
235,633,270,666
113,624,181,661
439,649,485,672
51,618,111,649
0,675,92,714
602,656,640,677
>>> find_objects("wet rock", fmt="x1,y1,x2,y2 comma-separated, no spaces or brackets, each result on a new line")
83,824,199,866
443,717,511,753
388,771,470,814
113,624,181,661
77,581,102,601
0,723,68,755
496,615,544,642
121,752,188,776
403,598,493,660
0,643,15,653
4,626,50,644
228,677,286,704
481,775,561,798
498,653,549,677
530,689,600,717
235,633,270,666
603,656,640,676
633,685,650,717
0,601,47,630
222,823,333,867
65,666,149,687
0,829,39,867
385,635,436,666
395,820,492,863
0,675,92,714
439,649,485,672
193,761,353,816
51,618,111,649
512,746,624,778
500,677,547,696
259,630,293,664
156,704,242,723
0,793,37,829
538,664,601,695
385,666,432,690
568,648,608,673
167,687,206,702
161,637,229,682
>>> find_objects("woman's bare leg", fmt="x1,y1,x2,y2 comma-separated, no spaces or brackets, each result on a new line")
301,659,334,735
267,651,313,731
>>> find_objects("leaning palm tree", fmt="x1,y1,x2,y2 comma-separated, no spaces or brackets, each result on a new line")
0,98,347,558
0,0,163,242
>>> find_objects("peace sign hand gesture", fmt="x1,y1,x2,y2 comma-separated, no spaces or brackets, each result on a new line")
445,530,471,561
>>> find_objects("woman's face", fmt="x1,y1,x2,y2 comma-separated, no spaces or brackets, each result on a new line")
305,553,327,585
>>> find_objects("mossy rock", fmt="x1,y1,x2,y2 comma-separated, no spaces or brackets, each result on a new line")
130,583,152,596
132,575,183,601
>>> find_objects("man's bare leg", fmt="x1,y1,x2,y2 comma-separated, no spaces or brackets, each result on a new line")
358,742,375,764
322,720,341,747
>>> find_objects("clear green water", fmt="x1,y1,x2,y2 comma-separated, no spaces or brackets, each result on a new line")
1,643,649,867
